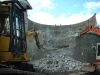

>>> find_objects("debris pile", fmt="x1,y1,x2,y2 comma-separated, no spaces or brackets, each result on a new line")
27,30,86,72
30,47,84,72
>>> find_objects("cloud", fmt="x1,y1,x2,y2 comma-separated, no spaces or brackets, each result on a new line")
28,0,54,11
28,0,100,26
57,13,99,26
84,1,100,11
29,12,54,25
27,0,55,17
36,0,54,10
29,12,93,25
73,4,80,7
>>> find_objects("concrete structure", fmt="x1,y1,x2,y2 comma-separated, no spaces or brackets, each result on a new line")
74,33,100,63
74,26,100,63
26,13,97,72
27,13,97,48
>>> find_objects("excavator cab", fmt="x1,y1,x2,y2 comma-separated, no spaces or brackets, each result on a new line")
0,0,32,62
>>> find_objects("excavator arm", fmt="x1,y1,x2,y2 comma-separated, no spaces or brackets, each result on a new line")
26,29,41,49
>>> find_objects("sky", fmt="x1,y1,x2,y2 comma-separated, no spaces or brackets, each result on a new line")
27,0,100,25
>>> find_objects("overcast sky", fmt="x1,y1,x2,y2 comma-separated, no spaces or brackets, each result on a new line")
27,0,100,25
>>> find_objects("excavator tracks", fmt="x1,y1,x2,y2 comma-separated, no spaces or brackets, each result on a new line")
0,68,46,75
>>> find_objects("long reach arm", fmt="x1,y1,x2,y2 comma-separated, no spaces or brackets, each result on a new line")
26,29,41,49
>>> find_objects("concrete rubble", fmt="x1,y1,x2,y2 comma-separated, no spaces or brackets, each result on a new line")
26,14,96,73
27,30,88,73
30,48,84,72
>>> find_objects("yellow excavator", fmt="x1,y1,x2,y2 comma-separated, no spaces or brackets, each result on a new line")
0,0,41,74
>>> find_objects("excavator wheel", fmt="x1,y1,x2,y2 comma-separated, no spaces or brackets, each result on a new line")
19,63,35,72
19,63,28,70
27,64,35,72
9,65,18,69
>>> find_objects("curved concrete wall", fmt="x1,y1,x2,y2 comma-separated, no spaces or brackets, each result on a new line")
28,13,96,31
27,13,97,60
26,13,97,72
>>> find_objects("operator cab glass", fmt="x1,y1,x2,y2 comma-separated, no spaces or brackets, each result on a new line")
0,6,10,51
10,4,26,53
0,6,10,36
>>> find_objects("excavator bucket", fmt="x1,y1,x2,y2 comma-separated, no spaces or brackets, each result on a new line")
82,65,95,72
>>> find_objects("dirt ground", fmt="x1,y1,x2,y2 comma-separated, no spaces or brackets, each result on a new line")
0,72,98,75
45,71,98,75
69,72,97,75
